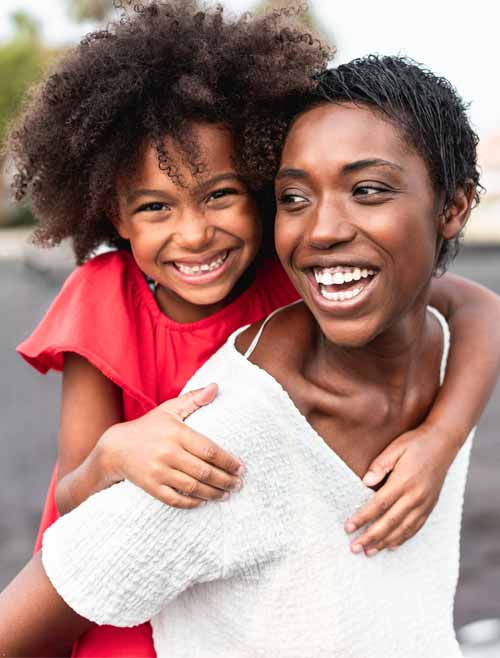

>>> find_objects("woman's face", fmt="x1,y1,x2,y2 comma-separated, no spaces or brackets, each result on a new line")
116,122,261,318
274,102,451,347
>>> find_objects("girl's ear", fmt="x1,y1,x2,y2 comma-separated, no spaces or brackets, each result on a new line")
439,183,476,240
109,207,130,241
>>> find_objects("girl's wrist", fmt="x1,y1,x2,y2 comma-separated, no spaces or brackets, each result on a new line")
96,424,126,486
420,415,467,462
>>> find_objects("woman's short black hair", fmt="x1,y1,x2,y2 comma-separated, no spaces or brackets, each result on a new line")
286,55,481,271
6,1,330,263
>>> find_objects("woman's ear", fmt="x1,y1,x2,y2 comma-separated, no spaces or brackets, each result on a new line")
440,183,476,240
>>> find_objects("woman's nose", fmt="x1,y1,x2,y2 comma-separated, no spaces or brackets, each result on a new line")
306,201,357,250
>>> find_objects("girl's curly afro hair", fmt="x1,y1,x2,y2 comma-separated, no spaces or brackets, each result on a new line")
6,1,331,263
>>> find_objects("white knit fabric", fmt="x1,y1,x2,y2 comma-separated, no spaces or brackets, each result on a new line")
42,306,472,657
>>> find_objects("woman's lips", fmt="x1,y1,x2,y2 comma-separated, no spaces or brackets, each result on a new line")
304,266,380,312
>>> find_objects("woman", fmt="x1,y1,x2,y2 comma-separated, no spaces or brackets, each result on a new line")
0,56,489,657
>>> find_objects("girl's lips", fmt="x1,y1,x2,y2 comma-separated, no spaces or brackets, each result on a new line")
166,249,236,285
304,267,380,314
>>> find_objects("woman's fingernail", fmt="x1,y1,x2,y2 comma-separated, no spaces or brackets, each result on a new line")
221,492,230,501
231,479,243,492
363,471,379,486
351,543,363,554
365,548,378,557
344,522,357,534
236,465,246,476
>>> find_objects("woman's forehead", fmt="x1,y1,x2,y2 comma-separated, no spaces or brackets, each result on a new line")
281,102,420,173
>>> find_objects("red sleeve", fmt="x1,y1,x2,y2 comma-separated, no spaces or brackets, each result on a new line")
17,250,155,410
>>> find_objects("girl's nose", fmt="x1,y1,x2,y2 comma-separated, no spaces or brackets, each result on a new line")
306,202,357,250
173,211,216,251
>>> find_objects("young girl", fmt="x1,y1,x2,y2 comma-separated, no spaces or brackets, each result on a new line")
3,3,500,657
0,54,496,658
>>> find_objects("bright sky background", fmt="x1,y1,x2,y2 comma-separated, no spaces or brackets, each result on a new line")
1,0,499,142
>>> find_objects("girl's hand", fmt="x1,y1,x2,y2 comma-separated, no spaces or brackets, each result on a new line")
344,425,457,556
99,383,244,509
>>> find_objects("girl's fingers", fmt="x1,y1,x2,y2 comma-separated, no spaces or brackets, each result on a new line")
344,486,401,535
156,484,208,509
349,496,414,555
165,469,233,502
373,512,426,553
362,439,408,487
180,427,244,476
173,446,244,492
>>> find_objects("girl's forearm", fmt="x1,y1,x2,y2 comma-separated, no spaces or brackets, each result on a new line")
428,273,500,455
56,433,119,515
0,553,91,657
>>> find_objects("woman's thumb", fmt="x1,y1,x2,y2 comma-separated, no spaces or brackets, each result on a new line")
158,383,218,420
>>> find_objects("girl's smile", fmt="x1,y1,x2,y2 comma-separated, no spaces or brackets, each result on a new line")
116,123,261,323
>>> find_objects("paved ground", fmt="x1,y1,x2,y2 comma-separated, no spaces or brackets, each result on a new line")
0,245,499,631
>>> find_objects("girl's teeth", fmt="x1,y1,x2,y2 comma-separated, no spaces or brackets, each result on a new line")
176,252,227,275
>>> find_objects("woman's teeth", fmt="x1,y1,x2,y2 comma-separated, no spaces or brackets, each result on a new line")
175,251,228,275
314,267,376,286
313,266,377,302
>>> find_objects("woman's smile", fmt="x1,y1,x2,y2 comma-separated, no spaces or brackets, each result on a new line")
275,101,443,347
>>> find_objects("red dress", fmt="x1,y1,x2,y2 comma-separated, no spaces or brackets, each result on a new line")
17,250,298,657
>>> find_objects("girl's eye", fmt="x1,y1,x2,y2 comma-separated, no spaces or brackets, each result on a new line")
136,201,170,213
207,188,238,202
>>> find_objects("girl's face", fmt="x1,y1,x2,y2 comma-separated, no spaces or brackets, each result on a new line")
274,102,468,347
116,123,261,322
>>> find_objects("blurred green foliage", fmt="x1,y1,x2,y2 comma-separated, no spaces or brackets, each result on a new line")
65,0,113,23
0,12,50,145
0,12,58,227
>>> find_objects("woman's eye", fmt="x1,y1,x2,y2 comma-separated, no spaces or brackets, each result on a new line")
136,201,170,213
278,193,308,205
207,188,238,202
354,185,390,197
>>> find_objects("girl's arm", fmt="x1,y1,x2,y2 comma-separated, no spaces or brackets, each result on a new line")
344,272,500,555
56,354,243,515
0,553,91,657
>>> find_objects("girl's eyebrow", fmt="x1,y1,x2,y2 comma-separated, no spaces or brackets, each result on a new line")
126,189,172,204
193,172,242,194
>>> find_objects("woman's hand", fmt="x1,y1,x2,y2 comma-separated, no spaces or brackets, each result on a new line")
344,424,458,556
98,383,245,509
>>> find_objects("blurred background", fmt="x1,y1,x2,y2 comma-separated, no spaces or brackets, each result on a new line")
0,1,499,654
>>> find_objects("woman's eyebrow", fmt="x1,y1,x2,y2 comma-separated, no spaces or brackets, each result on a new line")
342,159,404,174
275,168,309,182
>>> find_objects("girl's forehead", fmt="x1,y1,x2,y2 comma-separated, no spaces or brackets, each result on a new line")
133,123,237,182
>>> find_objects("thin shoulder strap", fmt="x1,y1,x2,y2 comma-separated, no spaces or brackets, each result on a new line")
427,305,451,385
244,299,302,359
